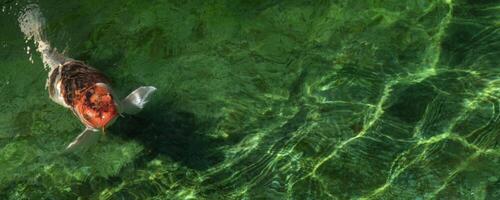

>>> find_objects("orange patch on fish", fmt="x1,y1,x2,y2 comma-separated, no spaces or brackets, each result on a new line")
74,84,117,128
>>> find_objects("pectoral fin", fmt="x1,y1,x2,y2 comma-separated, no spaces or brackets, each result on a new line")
65,128,100,152
120,86,157,115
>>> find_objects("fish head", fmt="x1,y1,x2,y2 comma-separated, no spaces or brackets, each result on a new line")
74,83,118,129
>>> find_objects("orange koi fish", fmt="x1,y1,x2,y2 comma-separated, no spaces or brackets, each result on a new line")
48,61,156,151
19,4,156,151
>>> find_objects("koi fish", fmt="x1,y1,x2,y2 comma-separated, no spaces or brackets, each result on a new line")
48,61,156,151
19,4,156,151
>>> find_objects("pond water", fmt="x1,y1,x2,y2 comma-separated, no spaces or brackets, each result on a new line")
0,0,499,199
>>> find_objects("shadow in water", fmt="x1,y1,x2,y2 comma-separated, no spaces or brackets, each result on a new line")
109,93,224,170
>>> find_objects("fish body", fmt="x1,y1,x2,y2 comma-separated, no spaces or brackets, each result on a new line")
48,61,118,130
46,60,156,151
48,60,156,151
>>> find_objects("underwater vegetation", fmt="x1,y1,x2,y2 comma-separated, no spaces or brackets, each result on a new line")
0,0,499,199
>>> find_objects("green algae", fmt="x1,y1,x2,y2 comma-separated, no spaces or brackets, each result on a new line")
0,0,499,199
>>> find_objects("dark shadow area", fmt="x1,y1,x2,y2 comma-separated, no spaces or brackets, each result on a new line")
108,93,225,170
113,102,224,170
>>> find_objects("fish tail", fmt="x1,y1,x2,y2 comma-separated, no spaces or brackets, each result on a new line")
18,4,67,70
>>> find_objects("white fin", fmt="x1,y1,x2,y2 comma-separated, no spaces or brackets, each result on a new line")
120,86,157,115
65,128,100,152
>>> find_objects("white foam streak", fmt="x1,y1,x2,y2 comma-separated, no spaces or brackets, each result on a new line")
18,4,64,70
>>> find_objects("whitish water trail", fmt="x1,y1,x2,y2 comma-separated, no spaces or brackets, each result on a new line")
18,4,66,71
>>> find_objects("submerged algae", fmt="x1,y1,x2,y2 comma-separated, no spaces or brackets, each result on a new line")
0,0,499,199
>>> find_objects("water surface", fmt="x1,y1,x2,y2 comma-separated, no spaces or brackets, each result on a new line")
0,0,499,199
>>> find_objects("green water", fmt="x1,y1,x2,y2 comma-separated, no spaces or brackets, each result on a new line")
1,0,499,199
